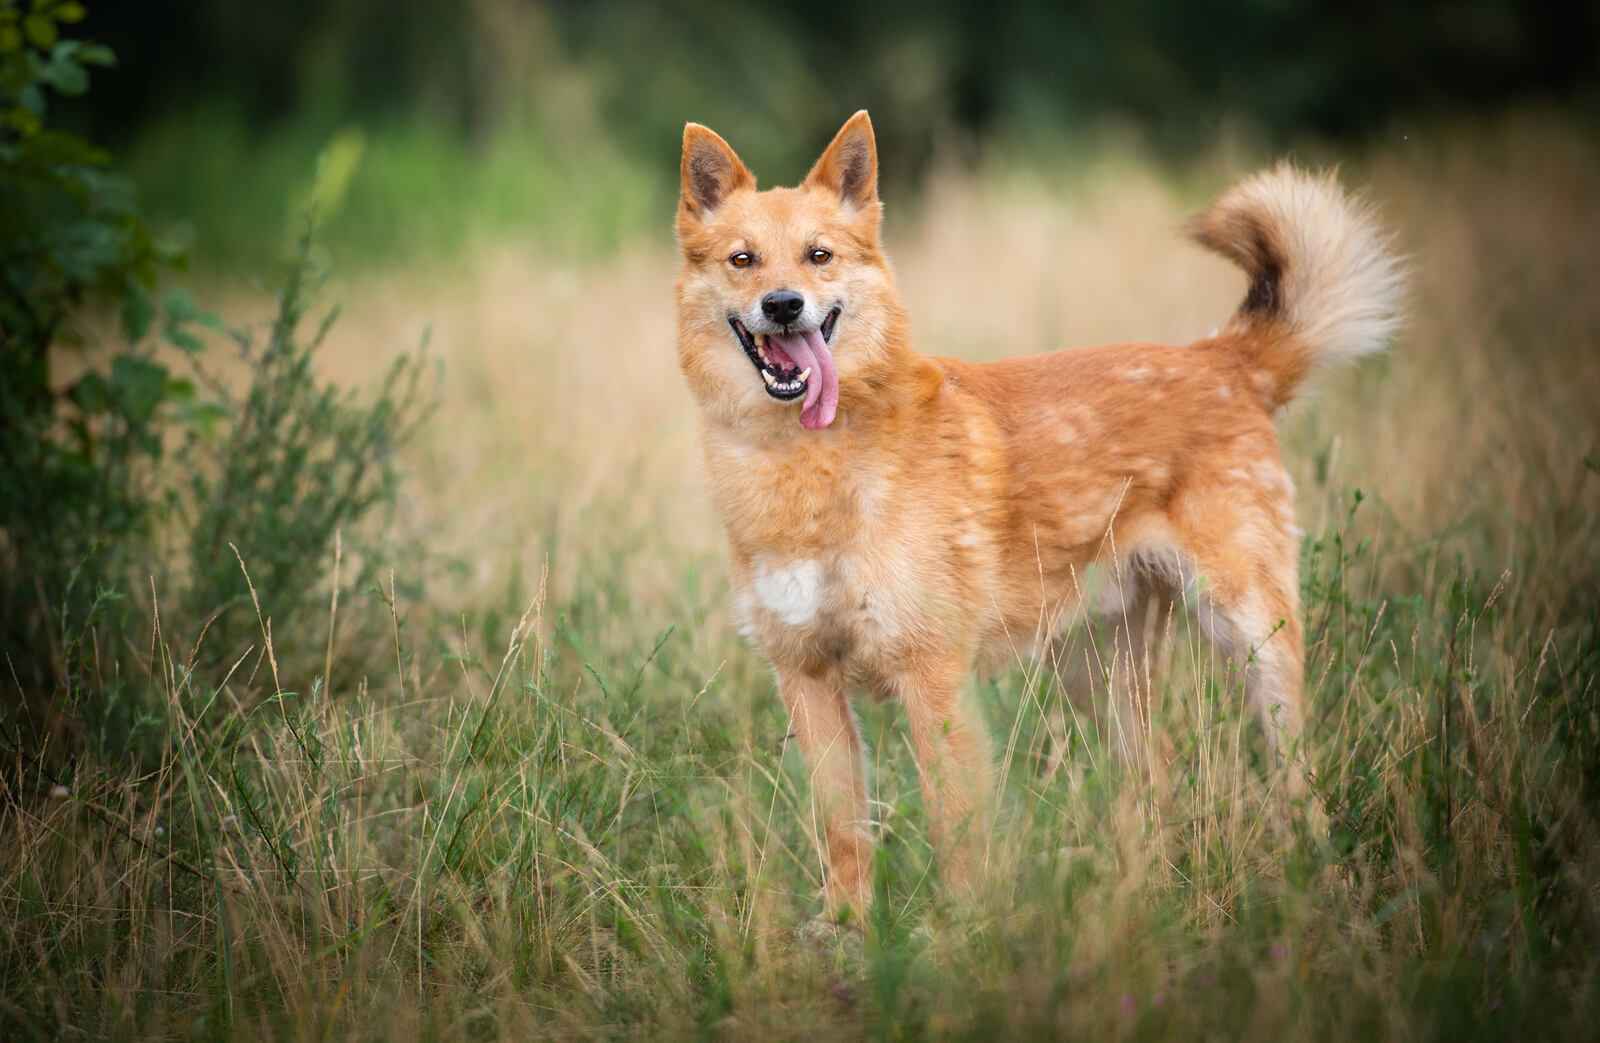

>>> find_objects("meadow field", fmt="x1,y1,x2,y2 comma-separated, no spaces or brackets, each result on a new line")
3,112,1598,1040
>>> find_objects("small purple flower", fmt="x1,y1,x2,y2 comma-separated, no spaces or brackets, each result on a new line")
1121,994,1137,1016
1271,942,1289,962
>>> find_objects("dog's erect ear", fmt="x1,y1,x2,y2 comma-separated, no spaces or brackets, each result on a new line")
680,123,754,220
804,110,878,210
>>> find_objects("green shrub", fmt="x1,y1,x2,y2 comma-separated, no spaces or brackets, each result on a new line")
0,2,435,760
176,237,435,680
0,0,171,707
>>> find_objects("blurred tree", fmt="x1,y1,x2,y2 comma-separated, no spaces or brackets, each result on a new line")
74,0,1599,176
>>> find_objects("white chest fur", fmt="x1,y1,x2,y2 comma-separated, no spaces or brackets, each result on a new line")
750,558,824,626
733,542,923,665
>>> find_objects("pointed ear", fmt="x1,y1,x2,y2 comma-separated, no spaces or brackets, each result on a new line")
804,110,878,210
680,123,754,220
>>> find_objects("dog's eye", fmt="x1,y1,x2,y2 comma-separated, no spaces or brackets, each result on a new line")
809,248,833,265
729,251,753,269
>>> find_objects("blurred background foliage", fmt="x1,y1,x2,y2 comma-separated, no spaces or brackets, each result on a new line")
69,0,1600,269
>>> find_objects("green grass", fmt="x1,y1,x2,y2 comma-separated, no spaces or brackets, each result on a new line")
2,482,1596,1040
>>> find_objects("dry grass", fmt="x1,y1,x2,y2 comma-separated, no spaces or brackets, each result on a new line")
2,111,1597,1040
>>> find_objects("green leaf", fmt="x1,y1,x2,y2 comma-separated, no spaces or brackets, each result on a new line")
164,326,205,355
121,283,154,342
47,219,123,283
68,372,111,414
19,82,44,115
76,43,115,66
162,287,201,323
163,288,218,353
57,3,87,23
0,26,21,53
109,356,170,424
42,54,88,95
3,106,41,135
175,399,228,437
168,288,226,330
25,129,110,166
22,13,56,48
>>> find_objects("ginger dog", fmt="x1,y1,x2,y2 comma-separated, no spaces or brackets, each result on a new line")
675,110,1402,918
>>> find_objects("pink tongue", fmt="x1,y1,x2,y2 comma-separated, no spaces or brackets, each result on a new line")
768,329,838,429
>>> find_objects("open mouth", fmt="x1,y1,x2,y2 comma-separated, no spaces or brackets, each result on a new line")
728,307,841,402
726,306,842,430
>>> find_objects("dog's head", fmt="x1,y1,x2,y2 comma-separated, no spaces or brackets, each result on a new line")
675,111,901,431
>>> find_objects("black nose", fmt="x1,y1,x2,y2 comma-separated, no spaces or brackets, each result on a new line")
761,289,805,325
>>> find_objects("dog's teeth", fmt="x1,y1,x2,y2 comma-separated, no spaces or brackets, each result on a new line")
797,367,812,383
760,369,777,387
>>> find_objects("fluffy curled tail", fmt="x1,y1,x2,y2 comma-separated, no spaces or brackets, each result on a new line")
1189,163,1405,409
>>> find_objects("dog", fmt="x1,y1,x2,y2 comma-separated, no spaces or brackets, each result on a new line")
675,110,1402,919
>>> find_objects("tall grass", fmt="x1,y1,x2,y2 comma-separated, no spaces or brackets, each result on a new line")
2,111,1596,1040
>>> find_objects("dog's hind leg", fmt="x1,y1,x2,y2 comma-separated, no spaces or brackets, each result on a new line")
1172,487,1325,829
1193,569,1325,834
1103,575,1177,784
1192,565,1306,784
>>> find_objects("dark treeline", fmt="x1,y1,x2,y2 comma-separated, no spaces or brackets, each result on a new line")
85,1,1599,177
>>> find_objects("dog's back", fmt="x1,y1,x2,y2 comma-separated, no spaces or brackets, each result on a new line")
941,163,1405,650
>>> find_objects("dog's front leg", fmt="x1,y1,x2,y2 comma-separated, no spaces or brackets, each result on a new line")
778,667,872,921
897,653,994,898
